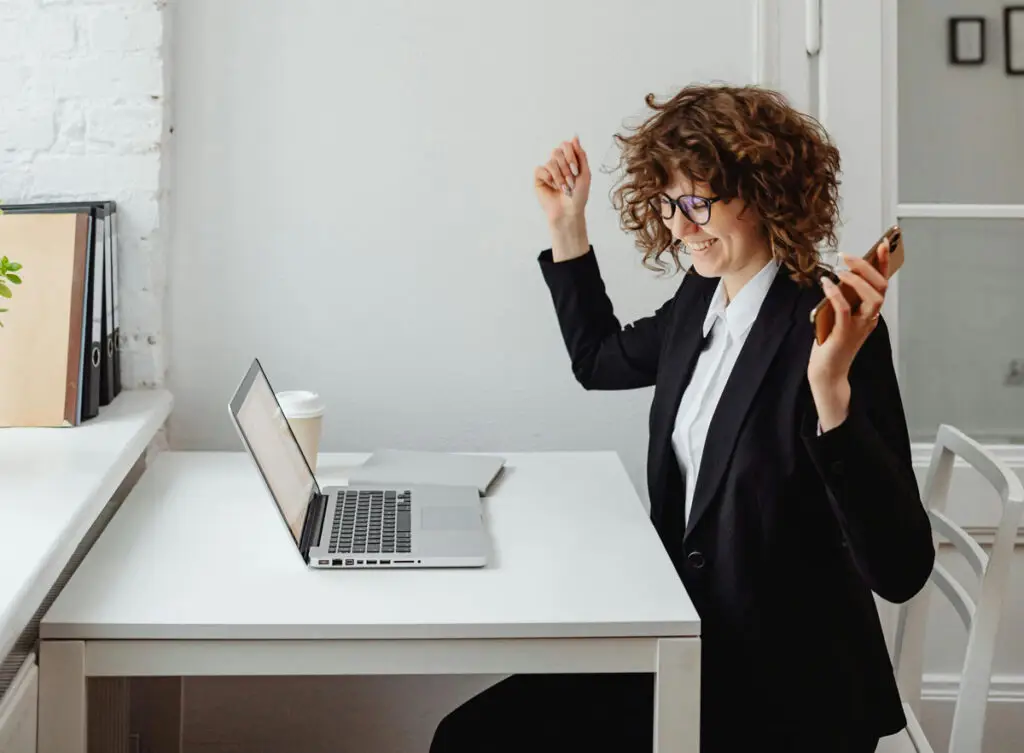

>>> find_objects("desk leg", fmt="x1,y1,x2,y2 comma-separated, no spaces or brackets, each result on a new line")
653,637,700,753
38,641,87,753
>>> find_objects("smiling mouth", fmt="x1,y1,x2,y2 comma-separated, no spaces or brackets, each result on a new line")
687,238,718,253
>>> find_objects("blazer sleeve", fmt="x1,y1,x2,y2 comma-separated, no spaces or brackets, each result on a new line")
538,247,676,390
801,316,935,604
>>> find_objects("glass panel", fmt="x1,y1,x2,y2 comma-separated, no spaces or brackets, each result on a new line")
898,0,1024,204
897,218,1024,443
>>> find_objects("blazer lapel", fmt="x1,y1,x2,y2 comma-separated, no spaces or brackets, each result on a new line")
683,267,801,541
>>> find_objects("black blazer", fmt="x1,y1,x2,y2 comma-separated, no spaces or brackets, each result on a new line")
539,247,935,751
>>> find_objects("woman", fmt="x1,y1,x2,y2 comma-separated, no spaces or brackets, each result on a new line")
430,84,934,753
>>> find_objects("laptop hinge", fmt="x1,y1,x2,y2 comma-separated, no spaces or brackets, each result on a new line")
298,491,328,563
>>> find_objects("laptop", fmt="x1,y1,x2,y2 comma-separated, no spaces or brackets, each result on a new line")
228,358,489,569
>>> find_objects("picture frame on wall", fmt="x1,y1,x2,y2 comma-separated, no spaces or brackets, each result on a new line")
949,16,986,65
1005,5,1024,74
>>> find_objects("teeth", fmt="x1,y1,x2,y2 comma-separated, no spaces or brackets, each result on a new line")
687,238,718,252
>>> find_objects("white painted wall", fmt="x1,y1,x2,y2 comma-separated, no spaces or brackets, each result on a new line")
898,0,1024,205
899,217,1024,444
164,0,754,502
0,0,172,390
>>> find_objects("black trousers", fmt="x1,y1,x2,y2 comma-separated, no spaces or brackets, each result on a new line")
429,673,880,753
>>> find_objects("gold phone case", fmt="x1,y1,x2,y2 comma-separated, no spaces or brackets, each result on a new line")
811,225,904,345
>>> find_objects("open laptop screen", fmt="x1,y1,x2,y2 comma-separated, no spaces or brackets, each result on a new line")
229,359,317,545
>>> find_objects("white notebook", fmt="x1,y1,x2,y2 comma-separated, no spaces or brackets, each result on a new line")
345,450,506,495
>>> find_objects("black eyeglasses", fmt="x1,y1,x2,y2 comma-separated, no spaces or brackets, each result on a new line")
649,193,721,225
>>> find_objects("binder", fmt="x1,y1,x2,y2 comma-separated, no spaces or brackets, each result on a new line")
0,212,91,427
90,206,106,411
0,201,112,421
100,203,115,406
110,203,121,397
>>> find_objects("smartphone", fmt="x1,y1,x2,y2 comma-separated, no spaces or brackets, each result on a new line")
810,224,904,344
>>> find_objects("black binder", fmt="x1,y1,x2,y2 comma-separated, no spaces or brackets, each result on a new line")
0,201,112,421
109,204,121,397
99,203,115,406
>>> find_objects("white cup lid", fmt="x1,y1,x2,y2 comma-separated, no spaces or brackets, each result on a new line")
275,390,325,419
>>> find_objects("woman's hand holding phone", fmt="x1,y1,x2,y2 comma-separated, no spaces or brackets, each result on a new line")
807,233,895,432
809,226,902,344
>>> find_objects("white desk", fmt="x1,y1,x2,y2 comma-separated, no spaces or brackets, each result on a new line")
39,450,701,752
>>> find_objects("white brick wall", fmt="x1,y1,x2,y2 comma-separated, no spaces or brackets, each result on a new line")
0,0,172,389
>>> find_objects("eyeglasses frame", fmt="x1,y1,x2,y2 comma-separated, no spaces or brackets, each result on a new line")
651,192,722,226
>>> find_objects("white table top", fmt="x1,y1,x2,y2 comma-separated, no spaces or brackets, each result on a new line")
0,389,173,661
42,450,700,641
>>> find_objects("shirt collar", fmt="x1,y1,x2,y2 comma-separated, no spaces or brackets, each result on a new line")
702,257,781,339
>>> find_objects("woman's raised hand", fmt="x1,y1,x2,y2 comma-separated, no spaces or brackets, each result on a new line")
534,136,591,226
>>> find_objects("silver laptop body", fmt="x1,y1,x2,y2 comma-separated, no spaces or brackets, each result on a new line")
228,358,489,569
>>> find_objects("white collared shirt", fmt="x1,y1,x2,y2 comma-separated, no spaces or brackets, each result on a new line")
672,258,780,520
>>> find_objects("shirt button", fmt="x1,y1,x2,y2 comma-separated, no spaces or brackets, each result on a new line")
687,551,706,569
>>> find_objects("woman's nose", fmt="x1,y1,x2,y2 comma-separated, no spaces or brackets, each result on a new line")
669,211,698,238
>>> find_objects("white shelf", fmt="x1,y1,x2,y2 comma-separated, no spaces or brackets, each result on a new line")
0,389,173,664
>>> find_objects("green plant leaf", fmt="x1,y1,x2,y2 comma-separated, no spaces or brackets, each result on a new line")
0,308,7,312
7,262,21,271
1,256,7,265
0,283,11,298
5,273,20,284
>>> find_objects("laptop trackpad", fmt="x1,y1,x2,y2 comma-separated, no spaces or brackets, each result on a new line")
421,507,481,531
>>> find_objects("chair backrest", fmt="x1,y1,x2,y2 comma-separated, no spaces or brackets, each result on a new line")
892,424,1023,753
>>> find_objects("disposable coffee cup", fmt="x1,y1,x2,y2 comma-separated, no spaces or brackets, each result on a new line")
276,390,326,472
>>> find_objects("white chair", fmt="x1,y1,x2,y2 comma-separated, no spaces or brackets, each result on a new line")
879,424,1023,753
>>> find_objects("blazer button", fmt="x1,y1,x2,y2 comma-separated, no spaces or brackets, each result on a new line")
687,551,706,569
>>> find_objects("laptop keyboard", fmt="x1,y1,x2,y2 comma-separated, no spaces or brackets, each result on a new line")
328,489,412,555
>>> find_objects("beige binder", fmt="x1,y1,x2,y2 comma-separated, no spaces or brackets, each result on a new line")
0,212,90,427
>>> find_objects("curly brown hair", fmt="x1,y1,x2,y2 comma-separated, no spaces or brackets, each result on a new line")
610,83,841,286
